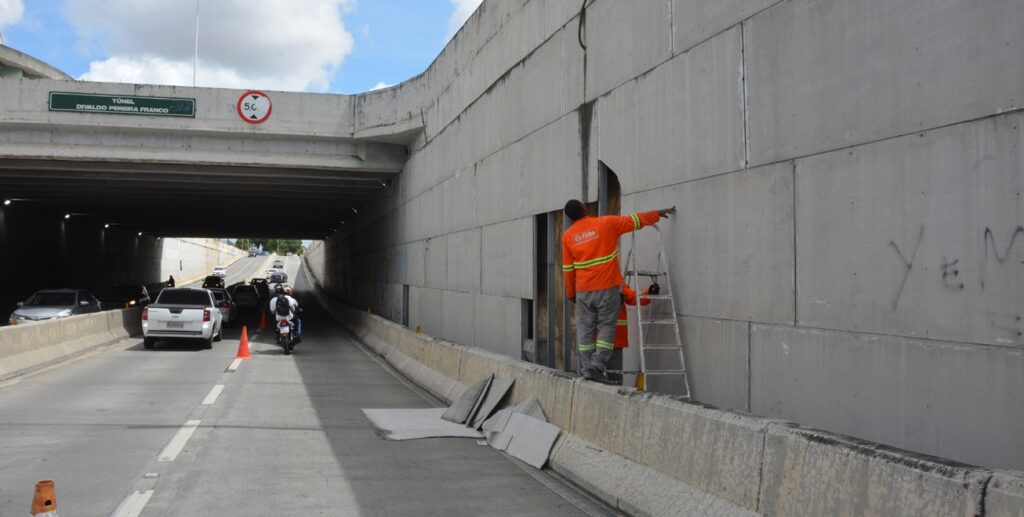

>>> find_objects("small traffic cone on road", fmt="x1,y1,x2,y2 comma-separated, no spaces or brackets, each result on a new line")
236,326,251,360
258,310,268,331
31,480,57,516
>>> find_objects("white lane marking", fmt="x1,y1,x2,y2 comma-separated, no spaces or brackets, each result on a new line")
202,384,225,405
228,358,242,371
110,490,154,517
158,420,201,462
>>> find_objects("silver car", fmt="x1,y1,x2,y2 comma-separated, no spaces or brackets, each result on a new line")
9,289,103,325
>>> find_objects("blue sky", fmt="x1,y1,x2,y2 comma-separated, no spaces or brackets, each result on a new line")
0,0,482,94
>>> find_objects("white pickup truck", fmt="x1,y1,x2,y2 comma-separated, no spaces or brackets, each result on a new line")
142,288,223,349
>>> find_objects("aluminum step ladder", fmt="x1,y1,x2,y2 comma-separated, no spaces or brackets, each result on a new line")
622,226,691,399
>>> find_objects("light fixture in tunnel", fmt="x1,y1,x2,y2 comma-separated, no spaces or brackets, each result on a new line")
2,199,10,206
351,208,358,214
64,213,71,220
137,232,143,237
104,224,110,229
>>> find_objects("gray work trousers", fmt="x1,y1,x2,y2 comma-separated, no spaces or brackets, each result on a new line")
576,286,621,373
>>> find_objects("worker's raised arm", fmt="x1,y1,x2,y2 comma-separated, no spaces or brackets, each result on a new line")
612,207,675,235
561,235,577,302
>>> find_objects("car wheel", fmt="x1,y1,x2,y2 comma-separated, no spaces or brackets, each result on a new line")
144,337,155,349
214,327,222,342
201,336,213,349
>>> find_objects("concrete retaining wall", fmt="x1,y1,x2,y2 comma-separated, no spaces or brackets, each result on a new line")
303,257,1023,515
316,0,1024,470
0,307,142,381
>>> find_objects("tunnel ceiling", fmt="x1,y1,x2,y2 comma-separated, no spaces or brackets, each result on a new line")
0,158,396,239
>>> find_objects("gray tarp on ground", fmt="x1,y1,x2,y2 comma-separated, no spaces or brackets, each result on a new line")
363,408,485,440
469,378,515,429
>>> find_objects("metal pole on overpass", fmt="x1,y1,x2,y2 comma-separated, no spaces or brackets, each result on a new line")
193,0,200,87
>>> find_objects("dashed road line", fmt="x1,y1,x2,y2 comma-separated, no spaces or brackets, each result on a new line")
202,384,225,405
227,358,243,372
110,490,154,517
157,420,201,462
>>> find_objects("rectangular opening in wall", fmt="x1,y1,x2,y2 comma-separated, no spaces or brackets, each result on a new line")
521,298,534,362
534,213,549,366
402,284,410,327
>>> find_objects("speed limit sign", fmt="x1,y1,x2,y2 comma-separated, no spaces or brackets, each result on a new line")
237,90,272,124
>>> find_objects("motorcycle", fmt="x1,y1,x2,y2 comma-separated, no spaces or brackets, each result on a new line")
276,319,296,354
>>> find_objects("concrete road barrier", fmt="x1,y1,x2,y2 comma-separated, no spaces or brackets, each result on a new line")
759,423,989,516
298,255,1022,515
988,471,1024,517
300,255,1024,514
0,308,142,381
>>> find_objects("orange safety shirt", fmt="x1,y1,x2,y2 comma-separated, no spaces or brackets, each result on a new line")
562,211,660,299
613,286,652,348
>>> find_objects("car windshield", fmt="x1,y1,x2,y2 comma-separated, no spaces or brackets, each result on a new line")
157,290,210,305
25,292,76,306
211,291,227,301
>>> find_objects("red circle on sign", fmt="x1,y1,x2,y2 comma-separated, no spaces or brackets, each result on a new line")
237,90,272,124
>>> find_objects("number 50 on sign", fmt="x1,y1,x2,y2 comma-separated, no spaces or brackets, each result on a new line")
237,90,272,124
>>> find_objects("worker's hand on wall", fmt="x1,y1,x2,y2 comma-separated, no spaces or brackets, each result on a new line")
658,206,676,218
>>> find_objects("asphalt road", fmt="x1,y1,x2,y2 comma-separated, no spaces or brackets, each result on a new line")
0,257,608,516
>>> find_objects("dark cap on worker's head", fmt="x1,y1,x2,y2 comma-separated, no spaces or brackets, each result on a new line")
564,199,586,221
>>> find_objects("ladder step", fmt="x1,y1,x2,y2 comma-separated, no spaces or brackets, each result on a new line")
642,319,678,325
625,270,668,277
637,294,673,300
642,345,682,350
644,370,687,375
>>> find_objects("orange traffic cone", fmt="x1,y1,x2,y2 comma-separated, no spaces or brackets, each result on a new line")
236,326,251,360
31,480,56,516
258,310,268,331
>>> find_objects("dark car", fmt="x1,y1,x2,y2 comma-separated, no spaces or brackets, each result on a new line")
100,284,151,309
269,270,288,283
9,289,102,325
228,284,262,309
250,278,270,300
201,276,225,289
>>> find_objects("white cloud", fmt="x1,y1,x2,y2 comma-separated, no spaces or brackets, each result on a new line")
446,0,483,41
370,81,392,91
0,0,24,31
68,0,356,92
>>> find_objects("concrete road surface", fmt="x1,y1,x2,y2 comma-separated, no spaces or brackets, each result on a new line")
0,258,609,516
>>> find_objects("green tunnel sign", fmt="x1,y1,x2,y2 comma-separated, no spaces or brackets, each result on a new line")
48,92,196,118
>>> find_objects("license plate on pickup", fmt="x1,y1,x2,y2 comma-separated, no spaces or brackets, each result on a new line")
166,321,185,329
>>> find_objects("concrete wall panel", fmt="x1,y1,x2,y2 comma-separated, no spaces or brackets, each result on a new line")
442,290,475,346
441,166,479,235
622,162,794,324
671,0,779,55
472,293,522,358
585,0,672,101
424,235,448,290
751,324,1024,470
796,112,1024,346
413,287,443,338
680,316,749,411
481,217,533,299
746,0,1024,165
521,114,584,215
597,27,744,194
445,229,481,293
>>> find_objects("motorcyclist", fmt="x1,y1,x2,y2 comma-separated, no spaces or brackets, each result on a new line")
284,286,302,341
269,285,299,344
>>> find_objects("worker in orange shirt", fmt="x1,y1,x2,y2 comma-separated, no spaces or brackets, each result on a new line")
605,283,657,383
562,199,676,380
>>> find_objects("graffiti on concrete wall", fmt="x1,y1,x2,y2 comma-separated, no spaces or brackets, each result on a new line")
887,224,1023,342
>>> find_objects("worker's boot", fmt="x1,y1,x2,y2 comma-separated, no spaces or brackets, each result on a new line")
579,350,594,379
587,348,611,380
